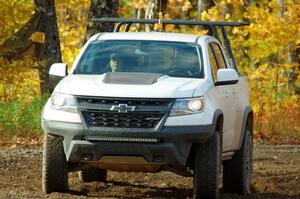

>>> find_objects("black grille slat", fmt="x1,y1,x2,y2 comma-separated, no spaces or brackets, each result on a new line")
77,97,172,129
82,111,165,128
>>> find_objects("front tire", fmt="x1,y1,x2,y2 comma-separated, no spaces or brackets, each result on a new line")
193,130,222,199
42,133,68,194
223,118,253,194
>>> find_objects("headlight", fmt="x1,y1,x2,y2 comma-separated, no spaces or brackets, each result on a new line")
50,92,77,113
170,97,204,117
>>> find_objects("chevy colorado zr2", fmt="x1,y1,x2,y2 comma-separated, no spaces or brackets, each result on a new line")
41,18,253,199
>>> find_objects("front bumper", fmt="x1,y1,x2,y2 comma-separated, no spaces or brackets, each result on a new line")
42,119,213,167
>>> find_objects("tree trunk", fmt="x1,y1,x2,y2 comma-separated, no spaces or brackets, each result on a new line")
135,6,143,31
158,0,167,14
197,0,214,20
197,0,214,34
34,0,62,94
0,0,62,94
145,0,157,32
277,0,299,93
85,0,118,41
0,13,41,59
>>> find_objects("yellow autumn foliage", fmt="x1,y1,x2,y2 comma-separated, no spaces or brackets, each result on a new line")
201,0,300,142
0,0,299,142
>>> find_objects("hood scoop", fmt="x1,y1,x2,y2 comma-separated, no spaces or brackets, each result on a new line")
103,72,163,85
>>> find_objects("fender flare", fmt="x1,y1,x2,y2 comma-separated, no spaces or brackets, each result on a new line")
212,109,224,133
238,106,253,149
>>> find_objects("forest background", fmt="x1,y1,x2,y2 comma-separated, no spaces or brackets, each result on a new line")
0,0,299,145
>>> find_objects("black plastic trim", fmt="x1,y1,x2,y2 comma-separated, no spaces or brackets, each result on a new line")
68,141,186,165
215,79,239,86
238,106,253,149
161,125,213,142
67,124,214,166
49,75,64,91
92,18,250,27
212,109,223,132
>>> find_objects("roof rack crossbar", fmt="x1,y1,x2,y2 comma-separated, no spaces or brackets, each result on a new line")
92,18,249,27
92,18,249,71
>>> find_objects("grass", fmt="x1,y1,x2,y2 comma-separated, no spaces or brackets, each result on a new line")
0,94,49,137
0,93,299,145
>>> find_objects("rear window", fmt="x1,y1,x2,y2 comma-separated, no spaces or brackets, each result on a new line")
74,40,204,78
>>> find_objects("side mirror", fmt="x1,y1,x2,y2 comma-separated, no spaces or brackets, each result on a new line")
49,63,67,90
49,63,67,77
215,68,239,86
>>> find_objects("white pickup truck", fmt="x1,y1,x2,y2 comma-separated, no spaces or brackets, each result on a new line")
41,19,253,199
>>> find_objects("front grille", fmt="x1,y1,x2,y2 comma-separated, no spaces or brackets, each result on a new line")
77,97,172,129
82,111,164,128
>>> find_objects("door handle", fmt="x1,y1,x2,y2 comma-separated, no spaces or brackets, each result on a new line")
224,91,230,97
232,88,236,95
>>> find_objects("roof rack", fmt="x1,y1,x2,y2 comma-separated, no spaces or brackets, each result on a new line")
92,18,250,71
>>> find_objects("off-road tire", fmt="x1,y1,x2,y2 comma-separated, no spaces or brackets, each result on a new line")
79,167,107,182
42,133,68,194
193,130,222,199
223,119,253,194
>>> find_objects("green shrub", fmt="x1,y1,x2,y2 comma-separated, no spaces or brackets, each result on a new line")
0,94,49,136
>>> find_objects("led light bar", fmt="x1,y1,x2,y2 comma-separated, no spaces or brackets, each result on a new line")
84,136,160,143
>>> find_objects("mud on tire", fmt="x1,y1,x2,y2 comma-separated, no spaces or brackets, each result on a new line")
223,118,253,194
79,167,107,182
193,130,222,199
42,133,68,194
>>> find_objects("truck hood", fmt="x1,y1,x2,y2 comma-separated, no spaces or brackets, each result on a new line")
56,74,205,98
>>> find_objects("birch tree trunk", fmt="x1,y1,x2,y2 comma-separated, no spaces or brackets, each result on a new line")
197,0,214,19
278,0,300,93
145,0,157,32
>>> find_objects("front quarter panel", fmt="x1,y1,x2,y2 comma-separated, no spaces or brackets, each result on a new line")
41,99,84,154
232,76,252,151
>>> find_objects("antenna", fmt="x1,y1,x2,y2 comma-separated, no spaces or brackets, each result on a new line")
159,0,162,13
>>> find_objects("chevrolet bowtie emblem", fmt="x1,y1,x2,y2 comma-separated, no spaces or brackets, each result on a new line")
110,104,136,113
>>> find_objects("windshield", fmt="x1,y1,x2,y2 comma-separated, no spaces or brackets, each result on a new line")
74,40,204,78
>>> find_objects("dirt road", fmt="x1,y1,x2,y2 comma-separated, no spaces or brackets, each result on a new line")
0,145,299,199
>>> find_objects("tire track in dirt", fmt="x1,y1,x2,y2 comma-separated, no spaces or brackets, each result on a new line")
0,145,299,198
